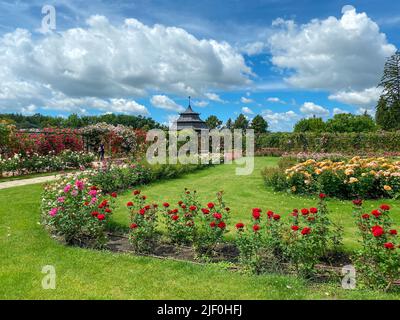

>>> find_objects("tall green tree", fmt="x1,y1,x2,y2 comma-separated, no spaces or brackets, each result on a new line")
326,113,377,133
293,117,326,133
376,51,400,130
233,114,249,130
251,115,268,134
205,115,222,129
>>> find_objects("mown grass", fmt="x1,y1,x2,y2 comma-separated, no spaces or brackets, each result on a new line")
1,157,400,299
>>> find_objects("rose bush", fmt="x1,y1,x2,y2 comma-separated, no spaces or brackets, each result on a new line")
41,175,116,247
127,190,159,253
352,201,400,291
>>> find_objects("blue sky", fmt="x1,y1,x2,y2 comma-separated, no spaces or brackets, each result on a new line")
0,0,399,131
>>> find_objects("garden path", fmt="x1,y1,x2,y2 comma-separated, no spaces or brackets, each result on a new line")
0,174,61,190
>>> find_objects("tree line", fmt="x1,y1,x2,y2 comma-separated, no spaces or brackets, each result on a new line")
0,113,164,130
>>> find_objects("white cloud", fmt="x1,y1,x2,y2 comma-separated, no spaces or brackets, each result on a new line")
205,92,224,102
193,100,209,107
241,41,266,56
333,107,348,115
0,16,251,114
267,97,285,104
241,106,254,115
328,87,382,108
261,109,300,131
241,97,253,104
300,102,330,117
268,7,396,93
150,95,185,112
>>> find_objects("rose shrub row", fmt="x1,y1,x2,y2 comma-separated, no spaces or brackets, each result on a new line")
0,150,95,177
264,156,400,199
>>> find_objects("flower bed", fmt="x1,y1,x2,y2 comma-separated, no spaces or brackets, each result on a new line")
264,157,400,199
41,180,400,291
0,150,95,177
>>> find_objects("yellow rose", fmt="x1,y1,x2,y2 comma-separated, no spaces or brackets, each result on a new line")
384,185,392,191
349,177,359,184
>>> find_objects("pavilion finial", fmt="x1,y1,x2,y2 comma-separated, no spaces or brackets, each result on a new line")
188,96,191,107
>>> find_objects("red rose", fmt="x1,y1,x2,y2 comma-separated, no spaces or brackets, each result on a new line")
384,242,395,249
291,225,299,231
84,201,89,206
90,186,98,190
133,190,141,195
217,221,226,229
389,229,397,235
353,199,363,206
213,213,222,220
301,208,309,215
236,222,245,229
172,215,179,221
201,208,210,214
310,207,318,214
110,192,117,198
189,205,197,211
301,227,311,235
307,216,315,221
292,211,298,217
362,214,370,219
127,201,134,207
266,210,274,218
371,225,384,237
380,204,390,211
139,208,146,215
91,211,99,217
371,209,381,218
293,209,299,214
181,204,187,209
172,208,178,214
319,193,326,199
178,201,183,206
97,214,106,221
253,224,260,232
207,202,215,209
105,208,112,213
163,202,170,208
210,221,216,228
273,214,281,221
130,223,138,229
252,211,261,220
144,205,150,210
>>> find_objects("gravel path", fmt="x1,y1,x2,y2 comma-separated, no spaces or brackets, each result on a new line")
0,174,62,190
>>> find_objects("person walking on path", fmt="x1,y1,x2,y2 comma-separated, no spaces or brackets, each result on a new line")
98,142,105,161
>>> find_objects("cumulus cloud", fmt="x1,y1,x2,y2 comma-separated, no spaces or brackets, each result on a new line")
150,95,185,112
261,109,300,131
241,41,267,56
328,87,382,108
205,92,225,102
193,100,209,107
300,102,330,117
241,97,253,104
267,97,285,104
241,106,254,114
0,16,251,114
268,6,396,105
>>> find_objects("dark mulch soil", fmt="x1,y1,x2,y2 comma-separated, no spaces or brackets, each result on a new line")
106,233,239,264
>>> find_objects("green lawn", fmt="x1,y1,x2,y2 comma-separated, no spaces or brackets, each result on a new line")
1,157,400,299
